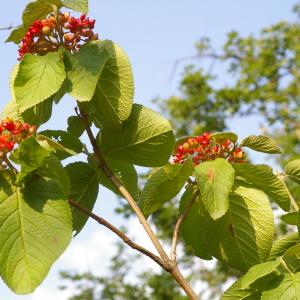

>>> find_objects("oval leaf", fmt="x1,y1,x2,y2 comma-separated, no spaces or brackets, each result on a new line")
139,159,194,215
99,104,175,167
0,171,72,294
90,42,134,129
211,132,238,143
14,51,66,113
204,185,274,271
241,135,282,154
65,41,111,102
194,158,235,220
241,260,281,289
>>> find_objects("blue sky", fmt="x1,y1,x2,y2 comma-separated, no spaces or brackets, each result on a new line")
0,0,297,299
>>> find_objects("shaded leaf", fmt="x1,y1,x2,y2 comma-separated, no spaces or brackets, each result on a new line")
6,26,26,44
285,159,300,184
140,159,194,215
66,162,99,235
211,132,238,143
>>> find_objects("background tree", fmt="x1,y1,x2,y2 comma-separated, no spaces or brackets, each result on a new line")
59,2,300,300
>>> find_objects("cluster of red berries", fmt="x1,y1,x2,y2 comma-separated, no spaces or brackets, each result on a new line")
18,12,98,59
0,118,36,156
173,132,245,165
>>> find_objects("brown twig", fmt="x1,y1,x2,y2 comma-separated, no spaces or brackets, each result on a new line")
68,199,165,269
171,190,199,261
78,106,199,300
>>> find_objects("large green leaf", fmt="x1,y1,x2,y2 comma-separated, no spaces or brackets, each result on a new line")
179,185,213,260
90,42,134,129
14,51,66,113
222,278,261,300
233,163,291,211
65,41,111,102
241,260,281,289
139,159,194,215
261,273,300,300
66,162,99,235
241,135,282,154
269,233,300,261
88,155,139,200
194,158,235,220
0,171,72,294
99,104,175,167
62,0,88,13
285,159,300,184
22,0,63,26
38,130,83,160
204,185,274,271
6,26,26,44
281,212,298,225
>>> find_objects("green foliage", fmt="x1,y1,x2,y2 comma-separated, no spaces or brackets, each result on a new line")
6,26,26,44
2,0,300,298
65,41,111,102
99,104,175,167
232,163,291,211
89,42,134,130
241,260,281,289
13,51,66,113
285,159,300,184
0,171,72,294
139,158,194,215
194,158,235,220
241,135,282,154
204,186,274,271
66,162,99,235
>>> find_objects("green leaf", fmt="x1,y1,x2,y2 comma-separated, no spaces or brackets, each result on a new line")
281,212,298,225
211,132,238,143
65,41,111,102
14,51,66,113
16,137,53,183
22,0,63,26
88,156,139,200
222,278,261,300
67,116,85,137
261,273,300,300
66,162,99,235
36,155,70,197
233,163,291,211
241,260,281,289
241,135,282,154
0,171,72,294
204,185,274,271
285,159,300,184
6,26,26,44
90,42,134,129
139,159,194,215
38,130,83,160
62,0,88,13
194,158,235,220
179,185,213,260
99,104,175,167
269,233,300,261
